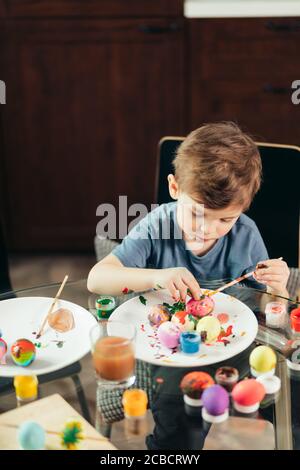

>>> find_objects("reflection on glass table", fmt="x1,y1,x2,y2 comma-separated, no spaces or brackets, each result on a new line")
0,280,299,450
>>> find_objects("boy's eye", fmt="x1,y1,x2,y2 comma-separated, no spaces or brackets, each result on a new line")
220,218,234,223
192,211,204,217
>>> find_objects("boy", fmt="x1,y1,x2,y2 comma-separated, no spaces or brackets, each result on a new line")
88,122,290,450
88,122,289,298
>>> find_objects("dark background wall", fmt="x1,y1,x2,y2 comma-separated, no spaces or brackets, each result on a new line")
0,1,299,253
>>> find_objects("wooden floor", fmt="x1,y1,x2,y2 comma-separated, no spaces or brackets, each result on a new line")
5,253,154,450
9,254,96,290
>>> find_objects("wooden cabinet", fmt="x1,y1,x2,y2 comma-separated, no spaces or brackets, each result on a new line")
188,18,300,145
0,15,185,251
0,0,183,18
1,7,299,252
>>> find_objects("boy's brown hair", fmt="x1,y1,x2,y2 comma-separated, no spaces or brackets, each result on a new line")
173,122,262,210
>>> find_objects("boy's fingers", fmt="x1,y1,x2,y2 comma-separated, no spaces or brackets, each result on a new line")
257,259,287,268
174,278,188,302
182,273,201,300
167,282,179,300
256,267,287,276
256,274,285,281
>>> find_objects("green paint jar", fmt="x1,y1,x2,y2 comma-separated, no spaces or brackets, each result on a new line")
95,296,116,320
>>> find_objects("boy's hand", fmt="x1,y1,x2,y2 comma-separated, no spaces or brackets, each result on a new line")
152,267,202,301
253,259,290,296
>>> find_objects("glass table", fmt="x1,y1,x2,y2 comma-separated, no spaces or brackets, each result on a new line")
0,280,299,450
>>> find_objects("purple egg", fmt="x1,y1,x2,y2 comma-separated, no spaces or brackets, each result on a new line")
202,384,229,416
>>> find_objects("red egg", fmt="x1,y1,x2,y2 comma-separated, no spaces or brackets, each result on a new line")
180,371,214,399
186,296,215,318
232,379,265,406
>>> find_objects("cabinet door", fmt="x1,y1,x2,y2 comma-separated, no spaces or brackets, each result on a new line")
0,19,184,251
188,19,300,145
0,0,183,18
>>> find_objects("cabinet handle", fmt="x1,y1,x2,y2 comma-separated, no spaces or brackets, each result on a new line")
263,84,291,95
266,20,300,32
138,23,180,34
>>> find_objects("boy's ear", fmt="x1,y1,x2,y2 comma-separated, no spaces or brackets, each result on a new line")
167,174,179,200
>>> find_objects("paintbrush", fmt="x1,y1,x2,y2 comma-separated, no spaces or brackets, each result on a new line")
36,275,69,339
205,257,283,297
0,422,108,444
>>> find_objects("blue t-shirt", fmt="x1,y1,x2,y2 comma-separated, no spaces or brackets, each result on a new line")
112,202,268,290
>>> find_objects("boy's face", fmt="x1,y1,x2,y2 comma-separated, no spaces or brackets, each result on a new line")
168,174,243,253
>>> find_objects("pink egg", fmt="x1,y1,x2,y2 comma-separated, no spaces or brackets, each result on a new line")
0,337,7,365
186,296,215,318
157,321,181,349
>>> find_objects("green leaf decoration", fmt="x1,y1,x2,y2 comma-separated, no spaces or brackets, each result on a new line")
162,300,186,315
61,421,84,450
139,295,147,305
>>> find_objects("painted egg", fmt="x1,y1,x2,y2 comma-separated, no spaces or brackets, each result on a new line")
249,346,277,376
171,311,197,332
148,304,170,327
180,371,214,399
18,421,46,450
0,335,7,365
196,316,221,343
186,296,215,318
48,308,75,333
232,379,265,406
157,321,181,349
202,384,229,416
11,339,36,367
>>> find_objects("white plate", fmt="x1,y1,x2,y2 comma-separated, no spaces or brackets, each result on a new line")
0,297,97,377
110,289,258,367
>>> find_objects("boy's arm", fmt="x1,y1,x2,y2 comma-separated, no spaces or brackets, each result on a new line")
87,253,202,299
87,253,158,295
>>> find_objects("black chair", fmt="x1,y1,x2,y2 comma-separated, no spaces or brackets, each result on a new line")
0,220,91,422
156,137,300,268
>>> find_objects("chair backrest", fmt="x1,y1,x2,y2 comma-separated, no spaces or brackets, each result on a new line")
0,218,12,293
156,137,300,268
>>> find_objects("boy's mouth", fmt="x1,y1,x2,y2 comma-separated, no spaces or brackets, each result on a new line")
186,235,216,243
196,236,216,242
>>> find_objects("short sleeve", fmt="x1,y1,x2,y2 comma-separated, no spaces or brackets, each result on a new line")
111,215,152,268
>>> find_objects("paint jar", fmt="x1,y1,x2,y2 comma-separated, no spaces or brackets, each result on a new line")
180,331,201,354
265,302,286,329
122,389,148,437
215,366,239,392
95,296,116,320
14,375,38,406
290,307,300,334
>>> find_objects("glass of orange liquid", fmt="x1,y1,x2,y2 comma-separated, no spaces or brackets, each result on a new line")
90,321,136,387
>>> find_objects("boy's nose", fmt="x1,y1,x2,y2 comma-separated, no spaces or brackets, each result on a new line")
203,225,216,236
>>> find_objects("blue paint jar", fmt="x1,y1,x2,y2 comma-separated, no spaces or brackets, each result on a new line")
180,331,201,354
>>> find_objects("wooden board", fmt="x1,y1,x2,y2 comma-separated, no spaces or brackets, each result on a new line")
0,393,116,450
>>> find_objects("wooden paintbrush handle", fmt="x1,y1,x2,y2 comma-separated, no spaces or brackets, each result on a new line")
36,275,69,338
